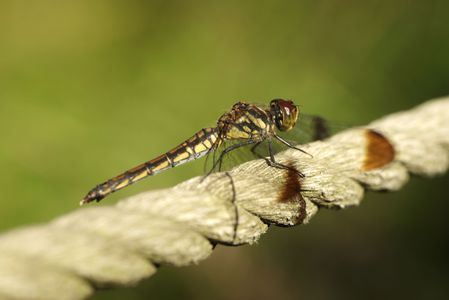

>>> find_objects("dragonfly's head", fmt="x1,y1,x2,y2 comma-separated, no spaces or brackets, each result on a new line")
270,99,299,131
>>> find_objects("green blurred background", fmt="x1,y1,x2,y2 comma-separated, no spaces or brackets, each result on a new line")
1,0,448,299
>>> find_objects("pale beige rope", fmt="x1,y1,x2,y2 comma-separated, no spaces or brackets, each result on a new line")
0,97,448,300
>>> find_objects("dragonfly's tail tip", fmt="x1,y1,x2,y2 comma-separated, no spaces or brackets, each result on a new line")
80,195,104,206
79,197,91,206
80,192,101,206
80,186,106,206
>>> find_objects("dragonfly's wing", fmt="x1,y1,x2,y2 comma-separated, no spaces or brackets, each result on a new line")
278,114,347,145
204,137,261,173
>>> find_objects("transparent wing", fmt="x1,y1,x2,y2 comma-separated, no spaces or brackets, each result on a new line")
277,114,348,145
203,137,260,174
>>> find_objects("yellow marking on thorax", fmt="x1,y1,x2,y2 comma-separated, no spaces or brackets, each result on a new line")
226,126,250,139
239,115,261,134
246,113,267,129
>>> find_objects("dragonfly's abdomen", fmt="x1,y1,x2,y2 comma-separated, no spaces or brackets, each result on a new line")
81,128,219,204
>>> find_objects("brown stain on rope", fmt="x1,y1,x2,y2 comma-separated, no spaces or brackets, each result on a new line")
363,129,395,171
277,162,307,225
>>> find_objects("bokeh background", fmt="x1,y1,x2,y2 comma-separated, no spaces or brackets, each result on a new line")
1,0,449,299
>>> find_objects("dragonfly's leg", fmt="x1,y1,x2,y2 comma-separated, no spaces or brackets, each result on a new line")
218,153,224,172
273,134,313,158
250,140,304,177
267,138,305,178
274,134,313,157
202,137,222,177
217,140,255,171
207,139,256,176
250,142,262,157
212,144,218,172
203,144,219,174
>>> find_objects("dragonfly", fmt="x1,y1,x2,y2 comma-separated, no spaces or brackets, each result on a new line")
81,99,328,205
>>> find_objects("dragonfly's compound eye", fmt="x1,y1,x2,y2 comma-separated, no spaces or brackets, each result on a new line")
270,99,299,131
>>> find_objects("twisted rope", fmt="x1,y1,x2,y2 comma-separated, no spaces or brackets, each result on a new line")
0,97,448,300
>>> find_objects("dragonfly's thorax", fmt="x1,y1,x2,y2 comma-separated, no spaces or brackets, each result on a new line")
217,102,275,141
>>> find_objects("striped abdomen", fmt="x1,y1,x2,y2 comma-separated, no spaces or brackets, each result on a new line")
81,128,220,204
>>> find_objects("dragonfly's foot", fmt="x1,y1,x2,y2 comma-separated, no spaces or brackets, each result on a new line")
265,159,305,178
292,146,313,159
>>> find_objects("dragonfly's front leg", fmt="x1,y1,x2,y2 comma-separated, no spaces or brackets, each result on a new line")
265,138,305,178
208,139,256,175
273,133,313,158
250,141,262,156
